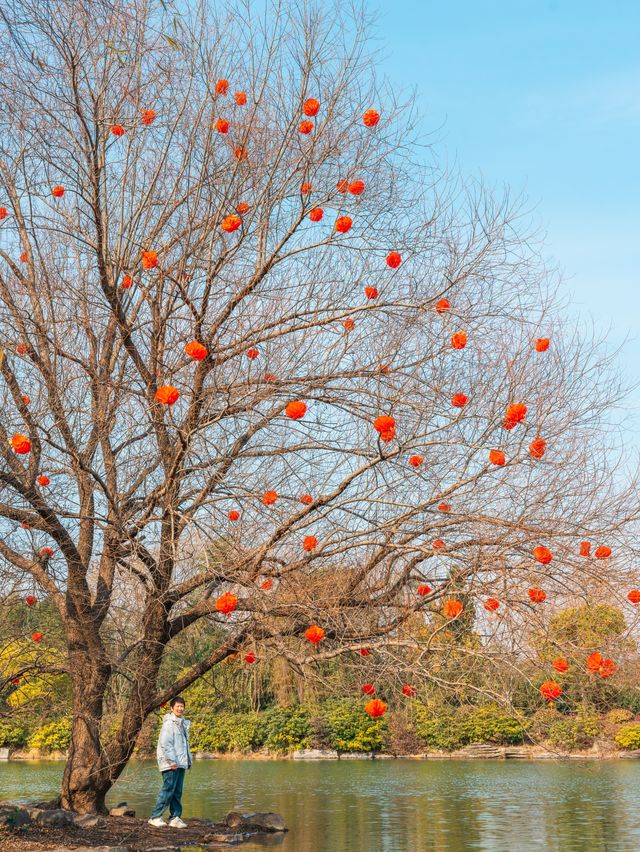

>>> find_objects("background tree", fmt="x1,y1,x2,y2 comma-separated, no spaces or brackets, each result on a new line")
0,0,637,812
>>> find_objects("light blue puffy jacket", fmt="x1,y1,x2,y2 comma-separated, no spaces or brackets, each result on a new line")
156,712,193,772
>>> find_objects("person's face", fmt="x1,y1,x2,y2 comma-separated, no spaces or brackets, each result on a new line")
172,702,185,716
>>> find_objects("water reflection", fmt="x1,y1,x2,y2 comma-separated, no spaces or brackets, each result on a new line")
1,758,639,850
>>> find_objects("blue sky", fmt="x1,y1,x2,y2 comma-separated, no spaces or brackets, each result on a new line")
376,0,640,439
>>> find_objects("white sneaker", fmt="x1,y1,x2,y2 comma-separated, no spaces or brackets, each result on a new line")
148,817,168,827
168,816,188,828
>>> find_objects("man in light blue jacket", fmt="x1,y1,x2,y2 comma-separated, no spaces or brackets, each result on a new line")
148,696,193,828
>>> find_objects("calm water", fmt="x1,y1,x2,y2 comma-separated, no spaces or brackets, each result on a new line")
1,758,639,851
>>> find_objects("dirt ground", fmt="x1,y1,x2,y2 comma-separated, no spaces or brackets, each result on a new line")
0,813,285,850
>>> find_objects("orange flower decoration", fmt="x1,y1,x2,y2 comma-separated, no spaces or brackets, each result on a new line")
343,318,355,331
539,681,562,701
435,298,450,313
432,539,445,551
349,180,365,195
309,208,324,222
16,343,27,355
121,275,133,289
111,125,125,137
579,541,591,557
484,598,500,612
438,503,451,512
451,331,467,350
0,207,7,220
489,449,505,466
235,146,247,160
286,400,307,420
300,494,313,504
185,341,208,361
21,395,30,405
261,579,273,590
11,434,31,454
246,348,259,360
552,658,569,673
627,590,640,605
335,216,352,233
40,547,53,557
141,250,158,269
216,79,229,95
155,385,179,405
503,403,527,429
363,109,380,127
599,658,617,678
262,490,278,505
215,118,229,133
409,455,423,468
37,475,50,486
586,652,603,673
31,632,43,643
533,545,552,565
536,338,550,352
215,592,238,615
303,535,318,552
237,202,250,215
234,91,247,105
443,599,463,618
305,625,325,643
595,546,611,559
528,587,546,603
451,393,467,408
365,286,378,299
228,510,240,521
52,185,65,197
301,182,313,194
222,214,242,233
142,109,156,124
529,437,546,459
336,179,349,193
386,251,401,268
299,120,314,134
303,98,320,116
364,698,387,718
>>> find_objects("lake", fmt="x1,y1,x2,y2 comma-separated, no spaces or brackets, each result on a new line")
1,758,639,850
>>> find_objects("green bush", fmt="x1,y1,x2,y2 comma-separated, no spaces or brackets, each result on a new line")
615,724,640,750
190,713,261,753
413,704,462,751
323,700,387,752
255,706,311,753
605,708,633,725
27,718,72,751
458,705,527,745
546,707,601,751
0,720,27,748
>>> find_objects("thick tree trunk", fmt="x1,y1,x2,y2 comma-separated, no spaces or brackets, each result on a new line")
59,652,114,813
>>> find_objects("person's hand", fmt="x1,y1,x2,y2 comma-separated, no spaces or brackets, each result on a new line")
170,763,177,770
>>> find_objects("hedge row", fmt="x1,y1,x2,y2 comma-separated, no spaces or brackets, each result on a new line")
5,702,640,754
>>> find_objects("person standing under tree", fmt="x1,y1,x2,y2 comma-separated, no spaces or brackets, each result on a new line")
148,696,192,828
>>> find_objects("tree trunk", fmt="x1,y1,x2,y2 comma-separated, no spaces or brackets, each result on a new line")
60,655,114,813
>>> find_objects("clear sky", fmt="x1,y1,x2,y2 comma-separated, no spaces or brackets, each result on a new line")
375,0,640,440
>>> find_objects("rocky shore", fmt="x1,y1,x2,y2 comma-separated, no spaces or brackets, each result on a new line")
0,800,287,851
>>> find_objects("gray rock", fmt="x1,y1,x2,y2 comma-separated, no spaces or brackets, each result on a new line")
49,847,131,852
35,807,75,827
339,752,373,759
72,812,108,828
109,804,136,817
292,748,338,760
0,747,10,760
224,811,287,832
0,807,31,827
204,832,248,843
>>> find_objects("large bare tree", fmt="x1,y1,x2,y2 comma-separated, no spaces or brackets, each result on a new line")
0,0,635,812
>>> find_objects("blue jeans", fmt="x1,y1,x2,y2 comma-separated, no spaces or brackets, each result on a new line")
150,768,186,819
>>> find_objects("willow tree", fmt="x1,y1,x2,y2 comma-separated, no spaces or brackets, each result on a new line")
0,0,634,813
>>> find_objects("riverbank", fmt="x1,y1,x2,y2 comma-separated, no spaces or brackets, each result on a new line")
4,741,640,761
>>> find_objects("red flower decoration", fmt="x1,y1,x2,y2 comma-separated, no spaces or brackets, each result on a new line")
536,338,550,352
335,216,352,233
364,698,387,718
309,208,324,222
215,592,238,615
489,450,506,466
286,400,307,420
303,535,318,552
185,341,208,361
305,625,325,643
451,331,467,350
363,109,380,127
484,598,500,612
303,98,320,117
528,587,546,603
155,386,179,405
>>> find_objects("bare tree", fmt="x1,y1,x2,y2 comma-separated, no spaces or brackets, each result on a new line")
0,0,636,812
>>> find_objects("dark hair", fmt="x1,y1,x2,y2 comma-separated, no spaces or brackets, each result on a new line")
170,696,186,708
